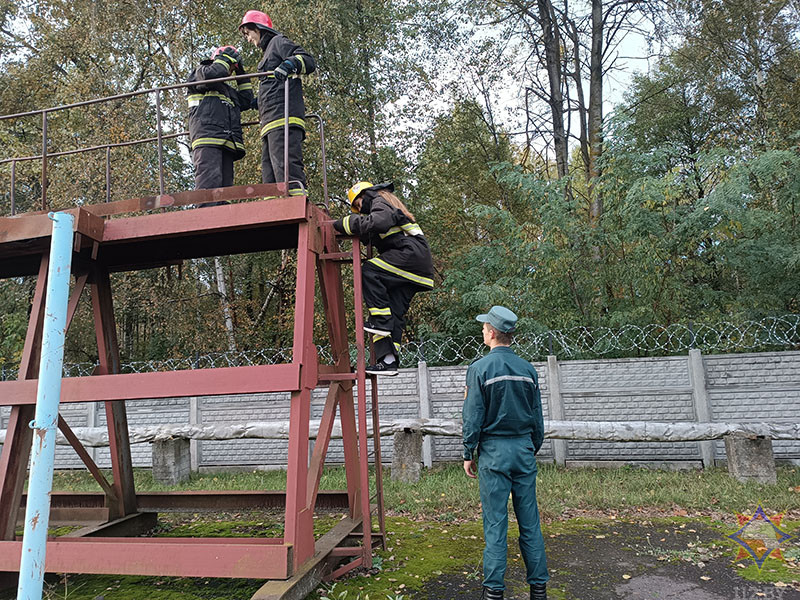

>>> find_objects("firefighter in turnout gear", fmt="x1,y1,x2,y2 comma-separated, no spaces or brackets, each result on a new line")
239,10,315,195
186,46,254,201
333,181,434,376
462,306,549,600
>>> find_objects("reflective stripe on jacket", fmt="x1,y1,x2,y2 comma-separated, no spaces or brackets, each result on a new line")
332,196,434,288
256,32,316,138
462,347,544,460
186,60,254,159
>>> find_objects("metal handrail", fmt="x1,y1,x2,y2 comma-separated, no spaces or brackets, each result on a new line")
0,70,327,214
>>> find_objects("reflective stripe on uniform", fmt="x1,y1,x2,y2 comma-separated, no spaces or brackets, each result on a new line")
378,223,424,239
368,257,434,288
239,82,253,91
296,55,306,73
342,214,353,235
373,334,389,342
191,137,245,152
393,342,401,352
369,307,391,316
213,58,231,69
378,226,402,239
484,375,536,386
187,91,235,107
401,223,424,236
260,116,306,137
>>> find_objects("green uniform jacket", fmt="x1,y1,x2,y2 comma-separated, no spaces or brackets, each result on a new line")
462,346,544,461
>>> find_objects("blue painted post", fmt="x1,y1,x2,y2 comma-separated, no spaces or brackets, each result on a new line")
17,211,74,600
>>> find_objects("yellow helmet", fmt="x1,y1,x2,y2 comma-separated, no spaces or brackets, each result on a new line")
347,181,373,210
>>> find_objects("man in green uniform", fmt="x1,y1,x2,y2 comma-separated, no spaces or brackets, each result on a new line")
463,306,549,600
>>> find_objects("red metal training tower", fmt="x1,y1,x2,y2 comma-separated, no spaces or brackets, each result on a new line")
0,80,386,599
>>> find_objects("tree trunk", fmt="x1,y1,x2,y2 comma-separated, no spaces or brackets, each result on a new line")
214,257,236,352
537,0,569,178
588,0,604,222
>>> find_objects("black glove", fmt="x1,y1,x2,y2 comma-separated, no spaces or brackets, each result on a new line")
235,61,245,75
219,49,241,71
274,58,297,81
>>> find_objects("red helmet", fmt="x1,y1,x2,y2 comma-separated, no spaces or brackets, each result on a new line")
212,45,239,59
239,10,273,32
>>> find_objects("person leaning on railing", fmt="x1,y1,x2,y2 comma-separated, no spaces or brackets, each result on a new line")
239,10,316,197
186,46,254,205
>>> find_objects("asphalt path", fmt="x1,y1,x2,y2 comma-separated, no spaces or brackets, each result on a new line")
413,520,800,599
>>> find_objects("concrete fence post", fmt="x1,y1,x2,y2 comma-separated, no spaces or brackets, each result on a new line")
153,438,191,485
688,349,716,468
391,430,423,482
86,399,98,465
417,361,434,468
724,433,777,484
189,396,200,472
546,355,567,466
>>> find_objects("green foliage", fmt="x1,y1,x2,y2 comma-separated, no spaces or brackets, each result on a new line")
1,0,799,362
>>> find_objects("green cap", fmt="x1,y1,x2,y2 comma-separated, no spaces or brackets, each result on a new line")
475,305,518,333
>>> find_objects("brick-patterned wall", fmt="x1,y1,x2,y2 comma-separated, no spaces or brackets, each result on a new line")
704,352,800,460
560,357,699,461
2,350,798,469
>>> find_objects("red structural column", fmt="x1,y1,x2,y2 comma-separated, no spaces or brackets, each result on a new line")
285,220,317,569
91,265,137,519
350,239,373,567
316,226,362,519
0,255,49,541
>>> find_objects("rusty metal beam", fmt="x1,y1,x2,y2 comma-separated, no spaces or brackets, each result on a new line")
86,183,295,217
22,491,351,512
56,416,117,502
0,207,103,245
64,512,157,538
0,538,293,579
251,516,362,600
0,254,49,541
0,363,302,406
90,262,137,519
101,195,307,241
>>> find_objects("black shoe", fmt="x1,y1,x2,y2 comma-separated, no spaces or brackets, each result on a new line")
531,583,547,600
365,360,398,376
482,587,503,600
364,321,391,337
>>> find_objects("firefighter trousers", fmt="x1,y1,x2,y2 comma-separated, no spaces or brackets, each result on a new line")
362,260,422,362
193,146,235,189
261,126,306,193
478,435,549,591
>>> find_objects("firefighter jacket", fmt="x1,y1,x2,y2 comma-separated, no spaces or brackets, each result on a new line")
186,58,254,159
462,346,544,461
333,196,435,289
256,31,316,138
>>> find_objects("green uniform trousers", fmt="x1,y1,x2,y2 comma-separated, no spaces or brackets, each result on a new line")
479,435,549,590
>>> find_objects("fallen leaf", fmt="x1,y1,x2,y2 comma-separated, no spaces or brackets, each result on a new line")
622,574,631,580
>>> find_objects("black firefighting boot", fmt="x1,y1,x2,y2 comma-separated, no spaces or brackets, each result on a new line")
481,587,503,600
531,583,547,599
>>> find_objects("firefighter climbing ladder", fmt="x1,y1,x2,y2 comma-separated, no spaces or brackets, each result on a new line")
0,77,386,599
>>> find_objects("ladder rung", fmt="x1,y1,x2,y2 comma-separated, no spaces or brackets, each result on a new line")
320,252,354,261
318,372,357,381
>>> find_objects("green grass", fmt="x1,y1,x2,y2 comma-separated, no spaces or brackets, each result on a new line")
11,464,795,599
51,463,800,519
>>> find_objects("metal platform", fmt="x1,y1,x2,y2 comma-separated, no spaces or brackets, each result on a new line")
0,185,386,598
